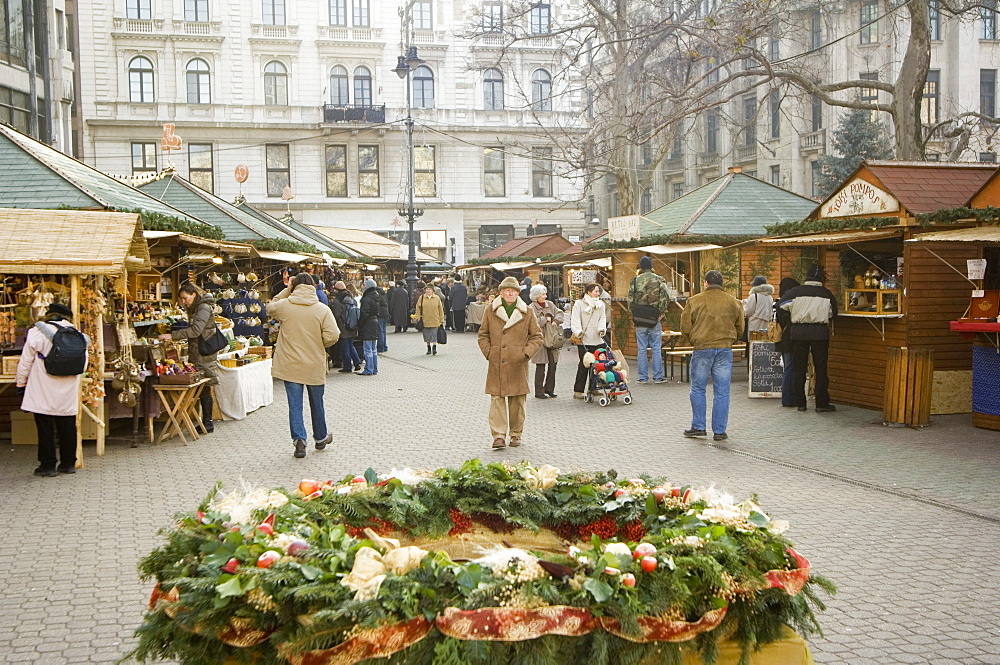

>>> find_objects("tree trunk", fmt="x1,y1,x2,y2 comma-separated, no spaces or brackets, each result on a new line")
892,0,932,160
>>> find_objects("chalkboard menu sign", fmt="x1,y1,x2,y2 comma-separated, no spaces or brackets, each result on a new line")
749,340,783,398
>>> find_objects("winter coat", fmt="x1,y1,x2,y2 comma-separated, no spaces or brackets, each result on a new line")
415,293,445,328
570,295,607,346
743,283,775,331
529,300,563,364
170,295,220,385
390,286,410,326
628,270,672,322
378,289,390,320
16,318,86,417
358,286,381,341
330,290,358,340
478,296,543,396
779,281,837,341
449,283,469,311
680,285,744,350
267,284,340,385
315,285,329,305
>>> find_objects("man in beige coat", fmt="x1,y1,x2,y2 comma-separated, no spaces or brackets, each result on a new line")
478,276,543,450
267,273,340,458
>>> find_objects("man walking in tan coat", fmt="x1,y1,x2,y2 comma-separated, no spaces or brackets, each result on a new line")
478,276,543,450
267,273,340,458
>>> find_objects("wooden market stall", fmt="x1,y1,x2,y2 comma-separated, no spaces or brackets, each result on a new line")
0,208,151,464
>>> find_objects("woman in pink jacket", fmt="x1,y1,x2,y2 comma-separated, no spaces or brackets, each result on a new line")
15,303,87,477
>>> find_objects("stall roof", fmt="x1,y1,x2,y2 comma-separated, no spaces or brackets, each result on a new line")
907,227,1000,243
0,208,150,274
307,226,437,261
478,233,576,260
491,261,535,271
756,229,903,245
233,201,346,255
142,230,255,256
635,243,722,255
0,125,208,228
256,250,311,263
860,161,997,215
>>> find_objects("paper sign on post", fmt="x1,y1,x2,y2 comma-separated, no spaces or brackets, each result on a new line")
973,290,985,299
968,259,987,280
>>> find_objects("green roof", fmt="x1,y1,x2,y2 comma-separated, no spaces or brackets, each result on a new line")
641,173,817,237
233,200,350,255
0,125,207,226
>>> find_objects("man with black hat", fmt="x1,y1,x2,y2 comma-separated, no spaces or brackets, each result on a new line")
779,264,838,413
680,270,744,441
628,255,672,384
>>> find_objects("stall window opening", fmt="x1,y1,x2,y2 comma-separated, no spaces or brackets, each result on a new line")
265,143,290,197
188,143,214,193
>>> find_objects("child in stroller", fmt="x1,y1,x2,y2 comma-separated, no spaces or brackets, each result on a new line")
582,347,633,406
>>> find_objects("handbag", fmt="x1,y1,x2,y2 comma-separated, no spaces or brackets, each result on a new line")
437,325,447,344
630,303,661,328
414,317,424,332
543,322,565,349
199,327,228,356
765,319,783,343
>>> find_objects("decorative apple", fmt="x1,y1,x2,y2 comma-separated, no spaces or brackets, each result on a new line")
256,522,274,536
651,487,668,503
257,551,281,568
632,543,657,559
671,488,682,498
628,478,645,486
302,490,323,502
640,556,658,573
621,573,636,587
682,488,695,503
221,558,239,574
196,511,206,521
287,539,309,556
604,566,621,576
298,479,321,495
350,476,367,485
613,488,626,498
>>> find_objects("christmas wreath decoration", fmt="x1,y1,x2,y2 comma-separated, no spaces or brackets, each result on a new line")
127,460,834,665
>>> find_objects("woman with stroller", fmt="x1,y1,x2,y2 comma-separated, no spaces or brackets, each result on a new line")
571,283,607,400
529,283,563,399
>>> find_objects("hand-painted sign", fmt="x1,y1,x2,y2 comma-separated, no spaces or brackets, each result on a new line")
820,178,899,218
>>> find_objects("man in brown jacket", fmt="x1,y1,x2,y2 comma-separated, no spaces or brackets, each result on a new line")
478,276,543,450
679,270,744,441
267,273,340,458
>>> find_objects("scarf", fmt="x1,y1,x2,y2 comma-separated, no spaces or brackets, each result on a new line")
582,293,601,314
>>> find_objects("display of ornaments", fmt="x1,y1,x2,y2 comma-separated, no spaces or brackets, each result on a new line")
222,288,236,300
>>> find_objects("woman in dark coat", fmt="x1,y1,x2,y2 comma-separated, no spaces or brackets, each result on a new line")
390,282,410,332
377,284,390,353
358,279,381,375
775,277,799,407
162,283,219,433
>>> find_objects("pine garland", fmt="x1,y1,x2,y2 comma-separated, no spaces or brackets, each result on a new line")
584,234,759,251
763,216,899,237
247,238,323,256
915,206,1000,227
113,207,227,241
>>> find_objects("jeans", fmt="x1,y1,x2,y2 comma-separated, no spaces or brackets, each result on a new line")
341,338,361,370
361,339,379,374
781,352,795,406
635,321,663,381
792,339,830,408
689,348,733,435
284,381,327,442
377,318,388,353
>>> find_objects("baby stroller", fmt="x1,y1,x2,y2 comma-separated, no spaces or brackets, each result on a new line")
584,347,633,407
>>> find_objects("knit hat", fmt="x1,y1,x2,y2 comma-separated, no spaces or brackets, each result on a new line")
334,281,347,291
499,276,521,290
522,276,532,286
751,275,767,287
704,270,724,286
639,256,653,270
364,278,377,290
806,264,825,281
47,303,74,318
530,284,547,300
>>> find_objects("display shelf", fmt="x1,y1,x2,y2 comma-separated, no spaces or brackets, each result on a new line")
132,318,172,327
844,288,902,315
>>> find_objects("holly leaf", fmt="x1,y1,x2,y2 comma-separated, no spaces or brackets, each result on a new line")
645,493,658,514
299,564,322,581
583,578,613,603
364,468,378,485
747,511,770,527
577,485,597,499
456,564,483,590
215,576,245,598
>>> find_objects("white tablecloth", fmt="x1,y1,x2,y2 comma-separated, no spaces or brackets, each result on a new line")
215,359,274,420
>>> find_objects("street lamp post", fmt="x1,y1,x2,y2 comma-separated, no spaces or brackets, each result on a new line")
393,46,425,298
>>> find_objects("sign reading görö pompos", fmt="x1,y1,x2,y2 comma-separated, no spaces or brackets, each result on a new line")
820,178,899,218
607,215,642,242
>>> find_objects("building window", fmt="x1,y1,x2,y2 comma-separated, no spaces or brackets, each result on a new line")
929,0,940,40
329,0,347,25
770,164,780,186
262,0,285,26
128,56,155,103
532,147,552,197
479,225,514,255
358,145,379,197
0,88,31,134
982,69,997,118
264,61,288,105
768,36,779,61
131,142,157,174
414,146,436,197
353,0,369,27
706,111,719,154
810,160,822,197
530,3,551,34
188,143,213,193
185,0,208,22
330,66,349,104
266,144,290,197
769,89,780,138
670,132,683,159
413,66,434,109
921,69,940,125
353,66,372,106
860,1,879,44
484,68,504,110
860,71,879,119
483,2,503,32
672,182,685,200
742,95,757,146
640,188,653,214
809,10,822,49
413,1,431,29
811,93,823,131
186,59,211,104
706,50,719,85
531,69,552,111
325,145,348,197
126,0,151,20
484,147,505,197
983,0,998,39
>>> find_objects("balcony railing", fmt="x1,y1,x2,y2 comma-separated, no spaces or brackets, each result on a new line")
697,152,720,167
323,104,386,124
662,157,685,173
800,129,826,150
262,26,287,37
183,21,211,35
735,144,757,163
126,19,154,33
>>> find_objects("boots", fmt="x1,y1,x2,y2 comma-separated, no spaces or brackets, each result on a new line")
426,344,432,355
199,391,214,434
432,345,437,355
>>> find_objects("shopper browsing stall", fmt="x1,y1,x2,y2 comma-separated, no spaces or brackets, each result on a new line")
571,283,608,399
161,283,220,434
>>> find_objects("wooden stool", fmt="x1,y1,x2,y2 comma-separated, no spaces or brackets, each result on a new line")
152,379,210,445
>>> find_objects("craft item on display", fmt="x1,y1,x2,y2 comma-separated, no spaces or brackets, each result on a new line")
222,288,237,300
234,304,247,314
248,289,260,300
213,304,223,314
249,304,261,313
210,273,225,285
237,272,247,283
247,273,259,283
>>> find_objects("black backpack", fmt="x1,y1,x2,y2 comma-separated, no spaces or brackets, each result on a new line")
35,321,88,376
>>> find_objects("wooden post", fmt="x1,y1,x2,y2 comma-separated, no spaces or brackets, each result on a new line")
94,275,106,456
70,275,83,468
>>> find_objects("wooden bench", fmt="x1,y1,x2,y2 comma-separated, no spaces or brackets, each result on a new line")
662,344,748,383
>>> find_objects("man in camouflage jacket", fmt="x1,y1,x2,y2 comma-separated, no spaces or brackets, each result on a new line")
627,256,672,383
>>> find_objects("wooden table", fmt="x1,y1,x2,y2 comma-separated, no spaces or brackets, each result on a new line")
151,378,210,446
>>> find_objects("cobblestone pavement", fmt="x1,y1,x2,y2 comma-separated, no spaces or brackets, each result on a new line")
2,330,999,664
